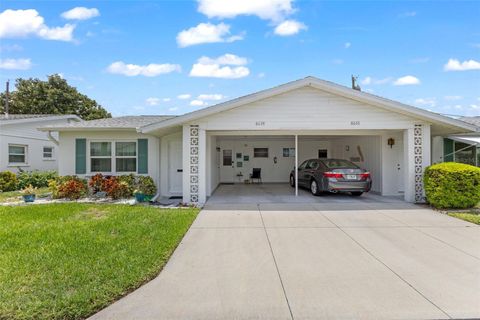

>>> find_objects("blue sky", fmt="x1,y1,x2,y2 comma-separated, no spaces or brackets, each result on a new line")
0,0,479,117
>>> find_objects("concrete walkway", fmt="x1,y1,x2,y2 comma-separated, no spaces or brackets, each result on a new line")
90,201,480,320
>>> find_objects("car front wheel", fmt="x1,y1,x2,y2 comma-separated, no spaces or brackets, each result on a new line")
310,179,321,196
289,175,295,187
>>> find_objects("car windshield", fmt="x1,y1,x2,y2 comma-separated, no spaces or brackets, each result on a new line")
322,159,358,169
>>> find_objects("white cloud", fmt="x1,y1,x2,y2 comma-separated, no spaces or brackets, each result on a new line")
344,42,351,49
0,9,75,41
361,76,392,85
169,107,179,111
107,61,181,77
393,75,420,86
197,0,295,22
274,20,307,36
414,98,436,108
190,100,207,107
177,94,191,100
444,58,480,71
61,7,100,20
163,98,171,102
190,54,250,79
332,59,344,65
0,58,32,70
197,94,224,101
257,72,266,78
444,95,462,101
145,97,160,106
0,44,22,52
177,22,243,47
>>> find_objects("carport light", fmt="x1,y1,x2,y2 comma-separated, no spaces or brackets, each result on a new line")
387,138,395,148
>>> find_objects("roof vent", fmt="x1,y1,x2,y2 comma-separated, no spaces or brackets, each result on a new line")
351,75,361,91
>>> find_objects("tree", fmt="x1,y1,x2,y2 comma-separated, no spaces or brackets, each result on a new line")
0,74,111,120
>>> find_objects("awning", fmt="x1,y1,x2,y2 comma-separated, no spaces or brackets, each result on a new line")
448,135,480,145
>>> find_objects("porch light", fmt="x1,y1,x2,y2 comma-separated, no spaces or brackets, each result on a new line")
387,138,395,148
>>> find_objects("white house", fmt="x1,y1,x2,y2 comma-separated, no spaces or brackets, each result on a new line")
0,114,81,172
39,77,478,204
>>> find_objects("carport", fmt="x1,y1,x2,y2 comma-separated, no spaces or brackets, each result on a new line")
206,131,405,202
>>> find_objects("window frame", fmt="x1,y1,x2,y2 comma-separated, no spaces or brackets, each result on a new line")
87,140,138,174
115,141,137,173
42,146,55,160
8,144,28,165
253,147,269,158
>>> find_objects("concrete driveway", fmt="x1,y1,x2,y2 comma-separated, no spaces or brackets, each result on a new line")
91,201,480,320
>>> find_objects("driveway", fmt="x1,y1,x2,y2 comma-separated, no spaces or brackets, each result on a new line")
91,201,480,320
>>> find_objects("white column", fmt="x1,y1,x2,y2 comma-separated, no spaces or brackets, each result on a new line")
295,134,298,196
198,128,207,204
182,125,191,203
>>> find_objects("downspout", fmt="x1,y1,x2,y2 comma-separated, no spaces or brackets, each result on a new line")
46,131,59,146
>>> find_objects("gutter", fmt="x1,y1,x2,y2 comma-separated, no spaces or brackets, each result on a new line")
46,130,59,146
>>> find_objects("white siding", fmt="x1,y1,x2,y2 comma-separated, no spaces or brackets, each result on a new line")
58,131,160,188
197,87,417,131
0,118,74,172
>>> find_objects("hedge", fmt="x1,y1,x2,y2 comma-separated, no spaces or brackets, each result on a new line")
424,162,480,209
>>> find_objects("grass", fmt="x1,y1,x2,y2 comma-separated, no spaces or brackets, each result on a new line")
0,187,50,203
0,203,199,320
448,211,480,225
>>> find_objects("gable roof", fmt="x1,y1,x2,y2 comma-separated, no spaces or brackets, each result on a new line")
0,114,81,125
39,115,176,131
139,76,478,134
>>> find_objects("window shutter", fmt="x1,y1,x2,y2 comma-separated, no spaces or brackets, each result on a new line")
75,138,87,174
138,139,148,174
443,138,454,162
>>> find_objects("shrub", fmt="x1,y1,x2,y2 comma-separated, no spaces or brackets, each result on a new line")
54,176,87,200
103,176,131,199
0,171,18,192
118,174,136,196
424,162,480,209
88,173,105,193
137,176,157,195
17,170,58,189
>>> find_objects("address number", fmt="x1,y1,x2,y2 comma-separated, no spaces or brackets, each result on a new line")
255,121,265,126
350,121,360,126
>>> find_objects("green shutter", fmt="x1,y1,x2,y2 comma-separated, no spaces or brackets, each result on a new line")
138,139,148,174
75,138,86,174
443,138,454,162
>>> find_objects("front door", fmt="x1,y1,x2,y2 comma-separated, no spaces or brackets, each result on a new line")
220,149,235,183
168,140,183,193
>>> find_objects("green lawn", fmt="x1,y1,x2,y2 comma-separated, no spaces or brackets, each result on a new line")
0,203,199,320
448,211,480,225
0,187,50,203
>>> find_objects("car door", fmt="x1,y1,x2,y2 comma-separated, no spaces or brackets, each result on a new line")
297,160,309,187
303,160,318,186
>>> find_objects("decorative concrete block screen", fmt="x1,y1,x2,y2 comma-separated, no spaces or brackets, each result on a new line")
189,125,199,203
414,124,424,203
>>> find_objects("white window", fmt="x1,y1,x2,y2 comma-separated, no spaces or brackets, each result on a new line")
88,141,137,173
90,142,112,172
115,142,137,172
43,146,54,160
8,144,27,164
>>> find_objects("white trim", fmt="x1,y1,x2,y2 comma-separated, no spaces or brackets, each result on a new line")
8,143,28,166
42,146,55,161
87,139,138,175
139,77,478,134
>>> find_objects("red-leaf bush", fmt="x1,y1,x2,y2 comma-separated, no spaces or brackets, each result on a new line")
88,173,105,193
102,176,131,199
56,176,87,200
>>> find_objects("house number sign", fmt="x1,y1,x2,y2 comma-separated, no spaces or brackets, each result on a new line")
255,121,265,126
350,121,360,126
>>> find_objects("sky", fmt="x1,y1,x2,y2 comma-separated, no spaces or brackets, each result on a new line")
0,0,479,117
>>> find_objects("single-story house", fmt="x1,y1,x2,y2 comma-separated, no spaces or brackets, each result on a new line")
0,114,81,172
39,76,478,205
